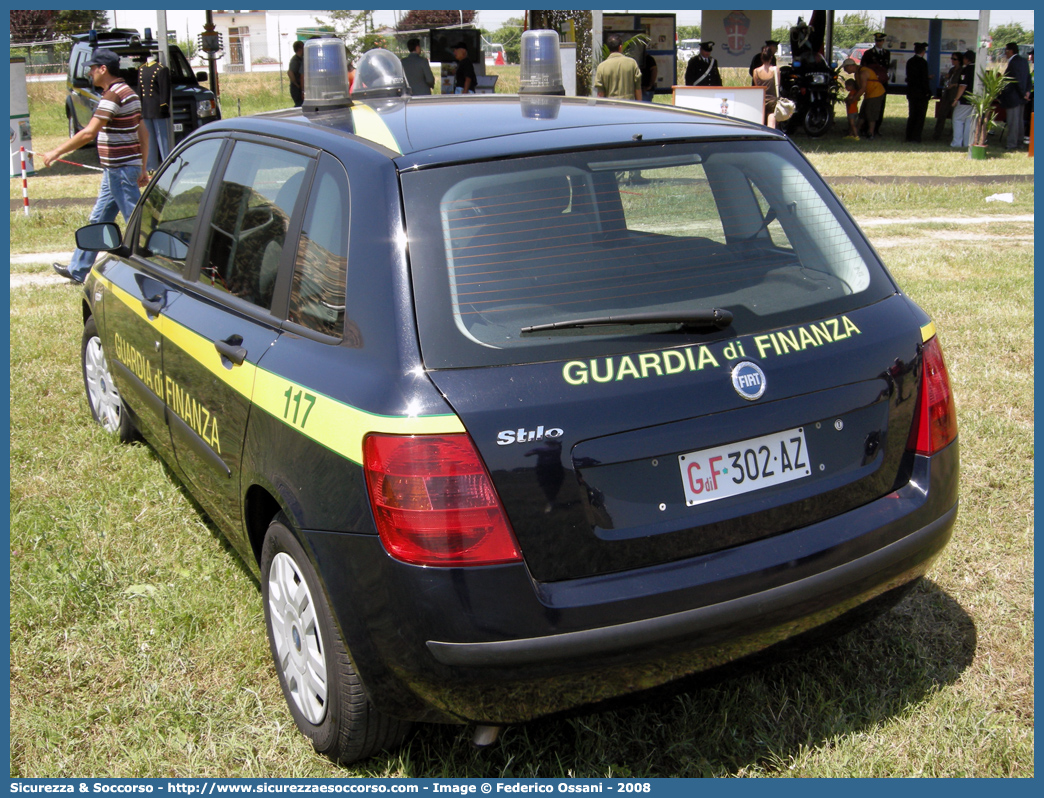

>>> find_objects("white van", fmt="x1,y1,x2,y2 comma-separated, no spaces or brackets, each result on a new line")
678,38,700,60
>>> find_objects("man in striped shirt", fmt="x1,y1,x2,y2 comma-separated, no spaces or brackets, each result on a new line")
43,49,150,283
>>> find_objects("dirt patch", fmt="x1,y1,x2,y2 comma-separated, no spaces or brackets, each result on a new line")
9,215,1032,289
10,272,70,289
872,231,1036,249
9,197,94,212
12,175,1035,213
857,214,1035,227
829,174,1035,186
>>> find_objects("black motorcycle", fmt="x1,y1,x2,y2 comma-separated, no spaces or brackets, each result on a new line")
778,62,842,138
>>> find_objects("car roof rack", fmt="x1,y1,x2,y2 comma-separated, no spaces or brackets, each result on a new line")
71,28,157,47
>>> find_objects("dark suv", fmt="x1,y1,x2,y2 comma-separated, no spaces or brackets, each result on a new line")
67,28,219,142
73,44,958,766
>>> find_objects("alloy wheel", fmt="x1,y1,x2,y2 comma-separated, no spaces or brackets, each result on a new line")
267,551,329,725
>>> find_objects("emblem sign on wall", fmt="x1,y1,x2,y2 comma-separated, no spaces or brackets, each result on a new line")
702,9,773,69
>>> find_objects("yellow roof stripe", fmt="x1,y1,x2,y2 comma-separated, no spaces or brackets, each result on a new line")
920,321,936,343
351,104,402,154
100,274,463,464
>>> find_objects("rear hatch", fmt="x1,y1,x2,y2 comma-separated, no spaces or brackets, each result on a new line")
424,298,922,582
402,136,921,582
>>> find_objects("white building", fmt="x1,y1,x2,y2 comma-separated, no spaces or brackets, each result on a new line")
211,10,336,73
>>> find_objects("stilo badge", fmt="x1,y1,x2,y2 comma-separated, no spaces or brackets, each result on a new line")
731,361,766,401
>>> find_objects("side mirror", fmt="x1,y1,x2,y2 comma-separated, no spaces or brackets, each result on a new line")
196,71,208,82
145,229,190,261
75,222,123,252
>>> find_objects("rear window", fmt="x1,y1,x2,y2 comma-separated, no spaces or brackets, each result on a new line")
403,140,894,369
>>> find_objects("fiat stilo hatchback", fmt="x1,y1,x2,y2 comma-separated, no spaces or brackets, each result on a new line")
74,44,958,765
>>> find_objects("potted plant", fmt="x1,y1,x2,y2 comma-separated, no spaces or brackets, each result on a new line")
600,33,651,61
966,68,1014,159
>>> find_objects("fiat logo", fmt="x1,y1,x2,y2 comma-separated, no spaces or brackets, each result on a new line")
731,361,766,401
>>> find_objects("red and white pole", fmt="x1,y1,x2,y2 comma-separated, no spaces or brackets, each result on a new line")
20,146,29,216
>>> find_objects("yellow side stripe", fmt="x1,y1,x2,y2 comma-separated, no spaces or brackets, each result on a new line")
107,279,257,394
250,368,464,464
100,275,463,464
351,104,402,154
920,321,936,343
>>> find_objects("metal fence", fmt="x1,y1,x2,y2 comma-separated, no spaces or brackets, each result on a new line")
10,40,71,76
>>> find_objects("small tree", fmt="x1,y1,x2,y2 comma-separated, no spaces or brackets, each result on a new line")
601,34,651,61
990,22,1033,46
396,10,476,31
771,24,792,46
53,10,109,37
966,68,1014,147
491,18,524,65
177,37,198,59
529,10,594,96
327,10,382,58
832,12,881,49
677,25,701,41
10,10,56,43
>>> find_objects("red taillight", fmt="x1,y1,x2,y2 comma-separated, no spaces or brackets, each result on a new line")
362,433,522,566
908,336,957,455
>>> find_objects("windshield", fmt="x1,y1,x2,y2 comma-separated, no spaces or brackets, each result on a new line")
403,140,894,369
116,46,197,85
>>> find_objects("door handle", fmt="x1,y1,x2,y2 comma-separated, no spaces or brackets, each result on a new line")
214,335,247,366
141,294,165,316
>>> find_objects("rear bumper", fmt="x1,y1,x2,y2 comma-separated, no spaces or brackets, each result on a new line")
427,502,955,668
304,442,957,724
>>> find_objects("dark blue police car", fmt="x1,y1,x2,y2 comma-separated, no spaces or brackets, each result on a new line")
75,43,959,764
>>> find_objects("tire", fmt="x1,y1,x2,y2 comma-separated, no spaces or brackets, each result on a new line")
81,316,136,443
261,515,412,765
803,103,833,138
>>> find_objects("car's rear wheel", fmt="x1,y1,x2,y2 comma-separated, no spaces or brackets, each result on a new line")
261,515,412,765
81,316,136,443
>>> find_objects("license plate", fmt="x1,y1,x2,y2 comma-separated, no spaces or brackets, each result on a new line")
173,123,184,132
679,427,811,507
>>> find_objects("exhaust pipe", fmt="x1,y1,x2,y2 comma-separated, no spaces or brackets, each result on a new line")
472,725,502,748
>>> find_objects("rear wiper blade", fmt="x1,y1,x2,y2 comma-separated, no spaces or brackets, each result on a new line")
521,308,733,334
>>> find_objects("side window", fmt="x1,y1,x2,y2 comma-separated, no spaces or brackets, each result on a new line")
202,141,311,311
71,50,90,85
288,156,348,337
136,138,223,274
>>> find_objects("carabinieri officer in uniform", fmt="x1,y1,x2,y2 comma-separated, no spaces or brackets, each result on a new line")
685,41,722,87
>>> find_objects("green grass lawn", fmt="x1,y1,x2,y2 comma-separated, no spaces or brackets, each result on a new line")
8,67,1035,778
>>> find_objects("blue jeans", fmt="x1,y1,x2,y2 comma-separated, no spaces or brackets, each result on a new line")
69,165,141,282
144,117,171,170
642,90,654,102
